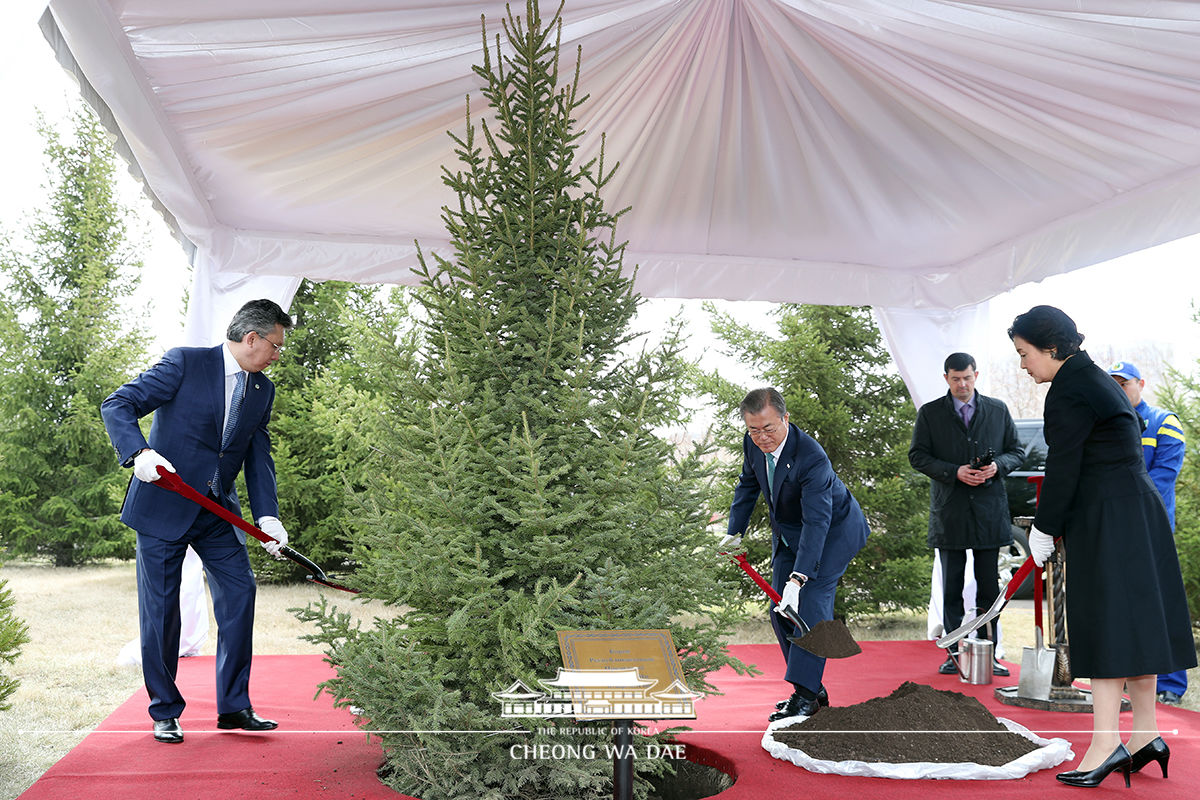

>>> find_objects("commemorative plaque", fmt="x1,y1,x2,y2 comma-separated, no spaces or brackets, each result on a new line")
555,629,697,721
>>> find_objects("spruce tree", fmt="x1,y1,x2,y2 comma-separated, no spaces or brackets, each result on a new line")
0,108,145,566
701,304,931,616
1157,344,1200,619
246,279,397,582
0,571,30,710
297,3,743,797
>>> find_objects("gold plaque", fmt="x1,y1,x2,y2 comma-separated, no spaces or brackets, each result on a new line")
554,629,698,720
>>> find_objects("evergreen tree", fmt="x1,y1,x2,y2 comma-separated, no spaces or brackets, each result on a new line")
0,108,145,566
297,3,743,797
1154,339,1200,620
246,279,397,582
0,571,30,710
701,304,931,617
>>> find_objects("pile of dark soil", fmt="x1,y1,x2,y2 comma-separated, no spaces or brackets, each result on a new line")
774,681,1040,766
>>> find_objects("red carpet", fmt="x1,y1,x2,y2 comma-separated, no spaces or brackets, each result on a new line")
17,642,1199,799
661,641,1200,798
17,654,414,800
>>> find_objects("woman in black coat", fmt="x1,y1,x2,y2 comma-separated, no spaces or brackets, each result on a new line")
1010,305,1195,788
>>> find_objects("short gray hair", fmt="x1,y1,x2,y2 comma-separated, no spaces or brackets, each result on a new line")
739,387,787,419
226,299,294,342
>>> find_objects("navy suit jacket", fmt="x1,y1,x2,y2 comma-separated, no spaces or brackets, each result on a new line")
727,423,869,579
101,345,279,541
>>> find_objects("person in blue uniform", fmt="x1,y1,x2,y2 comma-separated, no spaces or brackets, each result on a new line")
1108,360,1188,705
725,388,870,722
1011,306,1194,788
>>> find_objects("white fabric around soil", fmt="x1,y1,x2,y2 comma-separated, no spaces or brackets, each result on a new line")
762,714,1072,780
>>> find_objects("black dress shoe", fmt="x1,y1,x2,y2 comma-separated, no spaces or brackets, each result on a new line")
1056,744,1132,788
1156,690,1183,706
938,654,959,675
217,707,278,731
777,684,828,710
768,691,820,722
1129,736,1170,778
992,658,1010,677
153,718,183,744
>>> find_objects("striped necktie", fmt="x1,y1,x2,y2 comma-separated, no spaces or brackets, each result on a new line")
210,371,246,495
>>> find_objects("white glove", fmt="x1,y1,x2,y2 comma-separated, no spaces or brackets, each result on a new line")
1029,525,1055,567
257,516,289,559
775,579,802,616
133,449,176,483
718,533,743,552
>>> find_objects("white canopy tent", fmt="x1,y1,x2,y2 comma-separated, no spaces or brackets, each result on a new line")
39,0,1200,404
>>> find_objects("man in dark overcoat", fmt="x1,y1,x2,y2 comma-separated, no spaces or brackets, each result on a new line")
909,352,1025,676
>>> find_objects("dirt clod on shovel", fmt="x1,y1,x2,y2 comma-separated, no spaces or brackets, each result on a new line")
793,619,861,658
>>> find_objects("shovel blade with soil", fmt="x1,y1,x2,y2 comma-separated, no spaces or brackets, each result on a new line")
790,618,862,659
725,551,861,659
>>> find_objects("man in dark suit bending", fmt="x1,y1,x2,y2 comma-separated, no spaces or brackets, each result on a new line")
102,299,294,743
726,388,870,721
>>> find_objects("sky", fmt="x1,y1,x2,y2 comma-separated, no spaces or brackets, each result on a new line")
4,2,1200,413
1,1,193,347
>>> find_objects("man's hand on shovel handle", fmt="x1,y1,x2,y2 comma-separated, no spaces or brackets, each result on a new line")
776,575,805,617
257,516,289,560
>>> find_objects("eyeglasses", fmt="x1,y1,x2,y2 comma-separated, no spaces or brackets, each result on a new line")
747,423,781,438
261,336,285,355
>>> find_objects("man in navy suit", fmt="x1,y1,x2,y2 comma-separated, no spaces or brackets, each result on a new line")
101,299,294,743
726,388,870,721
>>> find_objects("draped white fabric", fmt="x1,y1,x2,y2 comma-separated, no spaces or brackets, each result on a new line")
41,0,1200,320
46,1,1199,651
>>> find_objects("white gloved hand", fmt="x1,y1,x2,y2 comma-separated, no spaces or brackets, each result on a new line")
775,579,802,617
718,533,743,552
257,516,289,560
133,449,176,483
1029,525,1055,567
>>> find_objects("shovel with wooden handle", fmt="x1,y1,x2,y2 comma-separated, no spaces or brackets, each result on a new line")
152,466,359,594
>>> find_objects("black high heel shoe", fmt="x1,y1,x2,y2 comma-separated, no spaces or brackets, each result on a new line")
1056,744,1132,788
1129,737,1170,778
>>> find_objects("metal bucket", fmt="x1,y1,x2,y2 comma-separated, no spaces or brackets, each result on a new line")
959,638,994,685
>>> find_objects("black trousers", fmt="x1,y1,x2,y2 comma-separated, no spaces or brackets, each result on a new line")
939,547,1000,653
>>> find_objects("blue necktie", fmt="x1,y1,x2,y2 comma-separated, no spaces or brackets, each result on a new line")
211,371,246,495
960,403,972,427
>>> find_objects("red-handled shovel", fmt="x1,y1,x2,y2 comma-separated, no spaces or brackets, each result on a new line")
720,547,860,658
152,465,359,594
936,557,1033,650
937,476,1051,650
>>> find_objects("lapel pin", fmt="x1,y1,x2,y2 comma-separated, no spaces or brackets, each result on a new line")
254,383,260,389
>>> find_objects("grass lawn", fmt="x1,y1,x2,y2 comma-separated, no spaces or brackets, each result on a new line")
1,561,1196,800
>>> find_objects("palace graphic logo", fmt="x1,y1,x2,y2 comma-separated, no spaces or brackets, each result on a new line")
492,667,700,719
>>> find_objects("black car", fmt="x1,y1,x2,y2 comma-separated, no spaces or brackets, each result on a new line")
999,418,1047,599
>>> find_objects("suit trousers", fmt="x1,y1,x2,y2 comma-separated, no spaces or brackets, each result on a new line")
136,507,257,720
938,547,1000,652
769,546,838,692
